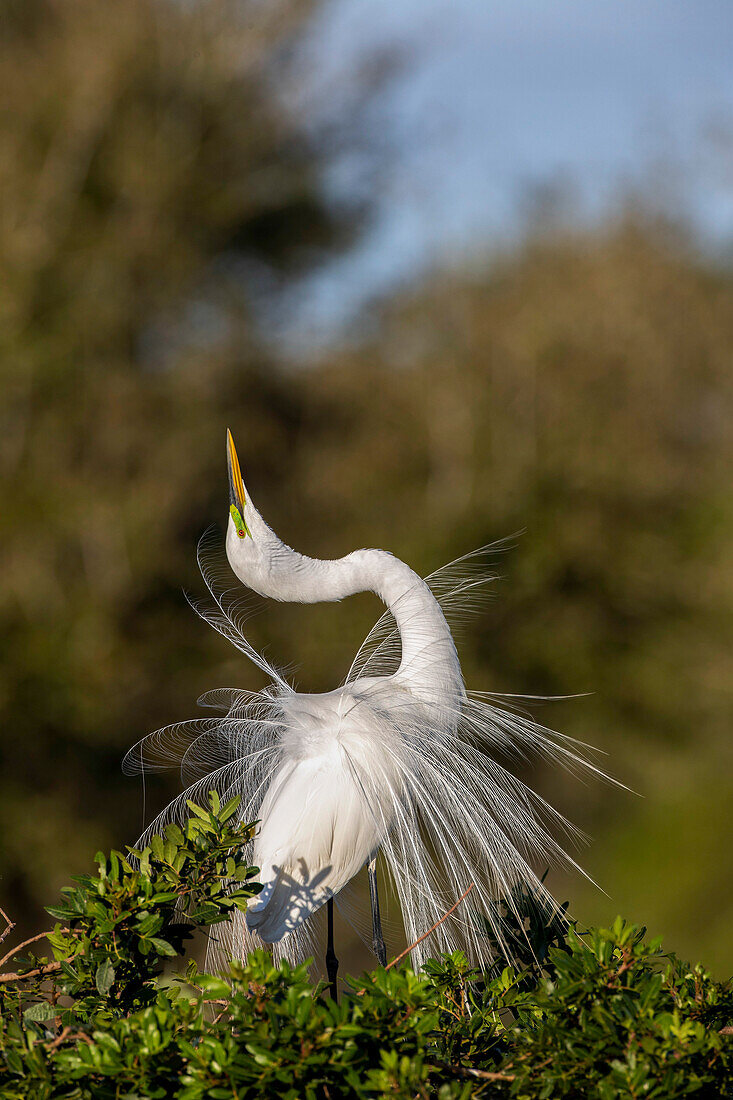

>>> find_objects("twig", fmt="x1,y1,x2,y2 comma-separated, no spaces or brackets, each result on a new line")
0,926,81,973
385,883,475,971
45,1029,92,1048
428,1060,516,1082
0,930,55,970
0,961,62,985
45,1026,72,1052
0,905,15,946
720,1026,733,1036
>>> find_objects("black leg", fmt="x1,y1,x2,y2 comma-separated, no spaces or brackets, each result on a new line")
368,857,387,966
325,896,339,1001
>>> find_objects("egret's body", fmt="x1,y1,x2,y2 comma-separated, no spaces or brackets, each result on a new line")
229,536,464,944
126,432,611,970
246,679,401,942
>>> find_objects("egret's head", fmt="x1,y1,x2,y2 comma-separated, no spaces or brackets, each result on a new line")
227,428,252,542
225,429,278,593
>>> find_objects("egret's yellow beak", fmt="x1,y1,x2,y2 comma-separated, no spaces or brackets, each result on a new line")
227,429,251,538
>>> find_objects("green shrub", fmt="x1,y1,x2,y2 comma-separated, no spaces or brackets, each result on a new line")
1,796,731,1098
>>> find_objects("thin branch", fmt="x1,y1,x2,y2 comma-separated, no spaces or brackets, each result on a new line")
0,905,15,946
428,1061,516,1082
0,926,82,972
0,930,56,970
45,1028,91,1049
720,1026,733,1036
0,961,62,985
211,1005,230,1027
45,1026,72,1052
385,883,475,971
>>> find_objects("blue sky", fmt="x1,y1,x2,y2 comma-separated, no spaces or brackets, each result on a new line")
276,0,733,343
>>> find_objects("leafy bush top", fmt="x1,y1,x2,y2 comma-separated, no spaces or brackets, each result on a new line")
1,795,731,1099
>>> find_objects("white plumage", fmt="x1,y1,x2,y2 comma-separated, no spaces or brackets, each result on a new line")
245,682,399,941
124,431,613,971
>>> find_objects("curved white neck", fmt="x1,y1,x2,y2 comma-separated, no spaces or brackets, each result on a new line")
227,520,463,710
306,549,463,699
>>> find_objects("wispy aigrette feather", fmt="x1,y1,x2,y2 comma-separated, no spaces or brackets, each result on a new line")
124,527,617,973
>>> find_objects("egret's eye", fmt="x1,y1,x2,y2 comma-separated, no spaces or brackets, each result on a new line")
230,504,250,540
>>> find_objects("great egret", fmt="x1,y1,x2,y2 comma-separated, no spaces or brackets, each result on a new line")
125,431,611,976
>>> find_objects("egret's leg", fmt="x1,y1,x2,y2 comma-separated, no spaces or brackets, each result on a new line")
325,897,339,1001
368,857,387,966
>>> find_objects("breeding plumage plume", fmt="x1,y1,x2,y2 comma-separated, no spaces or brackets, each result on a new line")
124,431,613,975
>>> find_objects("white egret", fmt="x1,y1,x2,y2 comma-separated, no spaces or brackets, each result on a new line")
125,431,612,977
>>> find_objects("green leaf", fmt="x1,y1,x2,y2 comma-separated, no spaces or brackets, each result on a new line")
197,976,231,998
95,958,115,995
4,1049,24,1075
164,822,185,846
23,1001,57,1023
219,795,241,823
45,905,70,920
149,937,178,957
189,903,222,924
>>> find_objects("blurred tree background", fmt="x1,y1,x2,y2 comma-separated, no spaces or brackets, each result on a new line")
0,0,340,937
1,0,732,975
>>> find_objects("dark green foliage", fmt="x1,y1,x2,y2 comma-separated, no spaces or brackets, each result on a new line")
1,799,731,1098
502,920,733,1098
0,794,260,1038
480,872,571,977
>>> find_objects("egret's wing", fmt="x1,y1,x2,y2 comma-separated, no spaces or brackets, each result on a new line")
345,540,513,684
247,752,385,943
424,537,516,628
122,685,287,790
339,546,626,970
